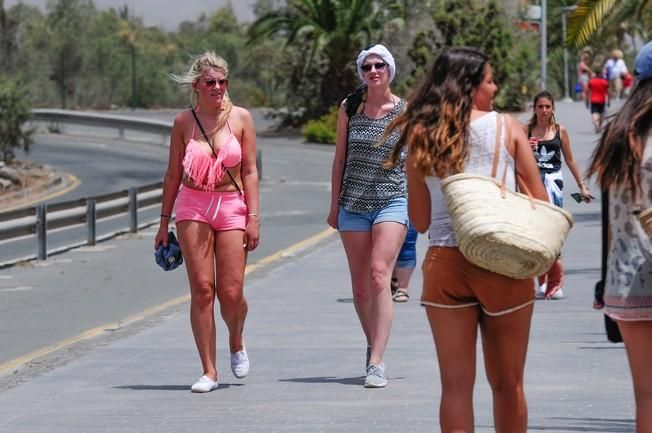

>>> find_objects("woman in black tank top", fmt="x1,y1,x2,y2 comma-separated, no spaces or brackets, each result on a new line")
525,90,593,299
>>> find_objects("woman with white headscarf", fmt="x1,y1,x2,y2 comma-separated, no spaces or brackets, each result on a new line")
327,44,407,388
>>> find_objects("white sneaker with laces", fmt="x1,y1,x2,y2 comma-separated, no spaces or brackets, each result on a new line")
191,375,218,393
231,346,249,379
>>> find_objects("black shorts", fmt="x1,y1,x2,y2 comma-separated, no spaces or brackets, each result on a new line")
591,103,605,114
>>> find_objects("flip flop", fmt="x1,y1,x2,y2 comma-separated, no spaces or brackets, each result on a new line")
392,289,409,302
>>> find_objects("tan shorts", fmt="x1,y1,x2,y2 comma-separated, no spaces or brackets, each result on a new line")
421,247,535,316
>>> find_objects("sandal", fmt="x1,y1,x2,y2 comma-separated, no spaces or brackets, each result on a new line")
390,276,399,296
392,289,409,302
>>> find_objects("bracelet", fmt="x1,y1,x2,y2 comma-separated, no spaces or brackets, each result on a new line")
160,214,170,219
248,213,260,218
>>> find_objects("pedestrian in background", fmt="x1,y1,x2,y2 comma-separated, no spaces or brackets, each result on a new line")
588,68,610,133
577,51,594,107
587,40,652,433
391,222,417,302
604,49,628,99
525,90,593,299
327,44,408,388
385,47,548,433
155,51,260,393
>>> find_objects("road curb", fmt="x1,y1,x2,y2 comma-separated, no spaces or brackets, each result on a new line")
0,171,79,212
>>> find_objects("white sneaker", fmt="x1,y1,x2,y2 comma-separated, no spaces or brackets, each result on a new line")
550,287,564,300
535,283,546,299
191,375,218,393
231,346,249,379
364,363,387,388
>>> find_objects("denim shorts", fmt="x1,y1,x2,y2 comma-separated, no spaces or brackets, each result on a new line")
396,222,418,268
338,196,408,232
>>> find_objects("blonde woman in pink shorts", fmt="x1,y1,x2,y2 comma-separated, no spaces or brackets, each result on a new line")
154,51,260,393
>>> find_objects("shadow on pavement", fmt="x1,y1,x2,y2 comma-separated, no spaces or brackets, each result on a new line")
113,383,244,391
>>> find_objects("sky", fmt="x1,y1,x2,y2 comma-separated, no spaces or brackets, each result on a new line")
5,0,259,29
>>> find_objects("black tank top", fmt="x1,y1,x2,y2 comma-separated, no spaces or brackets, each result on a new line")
529,126,562,173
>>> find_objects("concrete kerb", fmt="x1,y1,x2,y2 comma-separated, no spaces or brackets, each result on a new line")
0,170,79,212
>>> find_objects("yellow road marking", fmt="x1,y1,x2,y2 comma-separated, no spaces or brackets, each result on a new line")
0,227,336,375
2,173,80,212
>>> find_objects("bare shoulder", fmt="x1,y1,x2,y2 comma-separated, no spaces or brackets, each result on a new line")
173,109,193,128
231,105,254,123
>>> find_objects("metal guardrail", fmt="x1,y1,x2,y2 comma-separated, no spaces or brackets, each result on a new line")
0,182,162,260
30,109,263,176
31,109,172,145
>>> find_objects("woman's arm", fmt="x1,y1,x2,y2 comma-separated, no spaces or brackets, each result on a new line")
506,115,548,202
239,107,260,251
559,125,592,201
155,113,186,248
327,103,349,229
406,149,431,233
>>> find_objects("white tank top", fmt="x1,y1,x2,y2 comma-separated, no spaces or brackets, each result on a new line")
425,111,515,246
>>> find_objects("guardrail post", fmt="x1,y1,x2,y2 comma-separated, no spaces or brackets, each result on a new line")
87,199,96,246
129,187,138,233
118,127,125,140
256,149,263,181
36,204,47,260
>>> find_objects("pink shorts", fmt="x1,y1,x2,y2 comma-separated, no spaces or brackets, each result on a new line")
175,187,247,231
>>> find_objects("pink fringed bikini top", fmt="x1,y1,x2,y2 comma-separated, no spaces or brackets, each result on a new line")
182,120,242,188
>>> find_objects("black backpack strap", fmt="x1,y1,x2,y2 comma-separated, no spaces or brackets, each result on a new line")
190,108,243,196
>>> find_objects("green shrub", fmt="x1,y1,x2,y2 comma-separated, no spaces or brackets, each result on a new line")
0,77,33,163
302,106,338,144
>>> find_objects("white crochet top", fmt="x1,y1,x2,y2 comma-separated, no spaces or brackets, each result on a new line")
425,111,516,246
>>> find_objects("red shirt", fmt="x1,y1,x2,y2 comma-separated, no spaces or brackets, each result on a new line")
588,77,609,104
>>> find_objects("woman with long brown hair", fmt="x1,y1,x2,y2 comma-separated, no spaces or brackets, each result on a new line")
587,40,652,432
525,90,593,299
386,47,548,432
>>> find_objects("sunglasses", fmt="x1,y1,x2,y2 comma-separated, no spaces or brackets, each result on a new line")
200,78,228,87
361,62,387,73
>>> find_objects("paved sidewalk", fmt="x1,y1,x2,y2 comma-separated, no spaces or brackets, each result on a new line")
0,235,635,433
0,101,636,432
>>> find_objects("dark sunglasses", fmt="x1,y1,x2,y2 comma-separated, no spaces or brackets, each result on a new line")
201,78,228,87
361,62,387,73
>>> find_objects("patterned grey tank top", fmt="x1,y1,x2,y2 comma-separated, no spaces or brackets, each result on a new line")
339,98,407,213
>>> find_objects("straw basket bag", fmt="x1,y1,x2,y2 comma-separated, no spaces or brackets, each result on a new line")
440,115,574,279
637,208,652,237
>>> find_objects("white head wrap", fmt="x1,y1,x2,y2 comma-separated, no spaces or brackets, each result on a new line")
356,44,396,83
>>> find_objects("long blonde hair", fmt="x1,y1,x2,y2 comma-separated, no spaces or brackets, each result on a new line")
171,51,233,132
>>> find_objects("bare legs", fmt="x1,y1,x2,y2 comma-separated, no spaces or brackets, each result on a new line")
618,321,652,433
340,222,406,366
425,304,533,433
177,221,248,380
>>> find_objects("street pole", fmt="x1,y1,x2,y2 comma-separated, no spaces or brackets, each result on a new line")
561,6,577,102
540,0,547,90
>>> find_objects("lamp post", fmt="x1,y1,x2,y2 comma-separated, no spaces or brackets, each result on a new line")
561,5,578,102
540,0,547,89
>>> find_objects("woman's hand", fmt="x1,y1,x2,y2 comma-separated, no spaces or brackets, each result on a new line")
154,225,169,250
580,184,594,203
327,206,338,229
244,217,260,251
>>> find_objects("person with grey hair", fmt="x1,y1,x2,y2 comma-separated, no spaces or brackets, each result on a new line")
155,51,260,393
327,44,407,388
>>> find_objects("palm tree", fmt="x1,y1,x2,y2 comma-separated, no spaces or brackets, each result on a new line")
247,0,405,117
567,0,652,48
